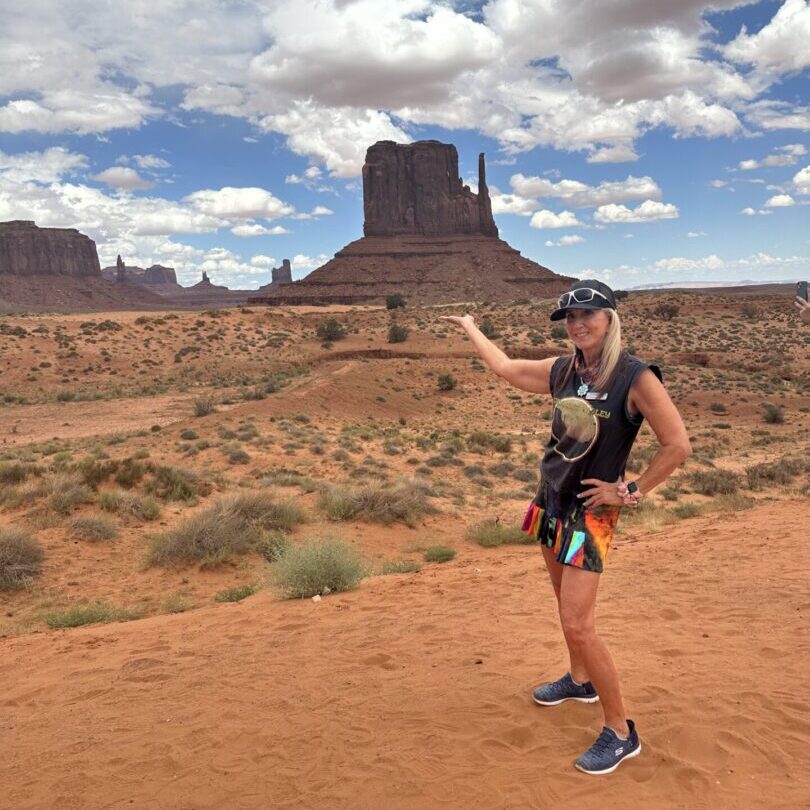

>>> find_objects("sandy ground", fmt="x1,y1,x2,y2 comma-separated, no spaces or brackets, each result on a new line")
2,497,808,810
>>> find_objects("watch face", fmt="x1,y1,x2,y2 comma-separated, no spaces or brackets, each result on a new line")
627,481,638,494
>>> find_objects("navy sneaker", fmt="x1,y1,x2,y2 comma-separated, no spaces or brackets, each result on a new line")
574,719,641,775
532,672,599,706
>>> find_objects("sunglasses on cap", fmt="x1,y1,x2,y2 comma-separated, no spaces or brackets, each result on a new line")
557,288,611,309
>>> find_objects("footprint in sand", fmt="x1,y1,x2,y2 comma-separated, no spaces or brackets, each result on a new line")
362,652,397,671
119,657,172,683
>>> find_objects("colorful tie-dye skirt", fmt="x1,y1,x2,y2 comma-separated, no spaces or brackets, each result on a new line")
522,485,620,574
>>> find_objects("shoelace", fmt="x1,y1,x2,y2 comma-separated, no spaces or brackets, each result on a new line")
586,728,616,758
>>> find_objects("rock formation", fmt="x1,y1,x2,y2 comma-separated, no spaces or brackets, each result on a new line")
0,220,101,277
250,141,573,306
102,262,179,286
272,259,292,286
116,254,126,283
143,265,178,285
363,141,498,238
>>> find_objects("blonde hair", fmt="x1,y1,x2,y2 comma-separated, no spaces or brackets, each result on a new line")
559,310,623,391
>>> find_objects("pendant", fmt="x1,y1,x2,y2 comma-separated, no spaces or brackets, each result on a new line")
577,382,589,397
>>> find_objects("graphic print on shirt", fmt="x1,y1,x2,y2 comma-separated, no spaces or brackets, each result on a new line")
550,396,603,463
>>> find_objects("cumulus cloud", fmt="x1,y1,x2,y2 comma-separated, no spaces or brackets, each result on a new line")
724,0,810,76
230,223,290,237
92,166,155,191
738,143,807,170
740,207,772,216
132,154,171,170
511,173,662,209
764,194,795,207
184,186,295,220
530,210,581,229
250,255,277,267
545,235,585,247
490,187,536,216
587,144,639,164
745,101,810,131
655,255,724,272
292,253,330,274
794,166,810,195
0,146,87,184
594,200,679,223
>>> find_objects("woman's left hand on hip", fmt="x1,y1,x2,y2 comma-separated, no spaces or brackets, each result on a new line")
578,478,624,509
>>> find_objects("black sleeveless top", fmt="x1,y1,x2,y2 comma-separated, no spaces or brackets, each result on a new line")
540,352,661,498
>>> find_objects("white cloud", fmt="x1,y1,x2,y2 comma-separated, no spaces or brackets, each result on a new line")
655,255,724,272
490,187,536,216
793,166,810,195
740,206,772,216
545,234,585,247
764,194,795,207
292,253,330,273
230,223,290,237
530,209,581,229
250,255,277,267
184,186,295,220
710,179,729,188
745,101,810,131
133,154,171,170
92,166,155,191
724,0,810,76
586,144,639,164
594,200,679,224
285,174,304,184
738,143,807,170
304,166,322,180
687,231,706,237
739,159,759,171
511,173,661,209
0,146,87,184
311,206,334,216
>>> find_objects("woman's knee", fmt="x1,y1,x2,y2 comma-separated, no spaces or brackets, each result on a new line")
560,613,595,648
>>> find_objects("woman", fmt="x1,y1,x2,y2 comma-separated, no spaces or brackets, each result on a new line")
442,279,691,775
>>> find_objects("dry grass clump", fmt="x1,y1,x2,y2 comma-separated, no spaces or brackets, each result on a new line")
423,545,456,563
44,602,143,629
0,526,43,590
273,536,365,599
98,489,161,521
318,478,437,527
687,468,741,496
214,585,256,603
380,559,421,574
68,514,119,542
746,457,806,490
144,465,212,503
47,473,95,515
465,519,532,547
0,461,38,485
146,490,303,567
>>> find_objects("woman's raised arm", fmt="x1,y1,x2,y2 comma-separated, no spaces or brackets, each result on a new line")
441,314,556,395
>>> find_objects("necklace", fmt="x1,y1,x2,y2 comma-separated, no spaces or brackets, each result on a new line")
576,358,599,397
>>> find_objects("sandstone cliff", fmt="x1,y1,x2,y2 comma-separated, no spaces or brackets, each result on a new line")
0,220,101,277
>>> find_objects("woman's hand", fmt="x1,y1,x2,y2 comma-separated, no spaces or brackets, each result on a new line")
578,478,624,509
440,314,476,330
795,296,810,325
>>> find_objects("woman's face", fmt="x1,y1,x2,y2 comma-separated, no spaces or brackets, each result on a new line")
565,308,610,355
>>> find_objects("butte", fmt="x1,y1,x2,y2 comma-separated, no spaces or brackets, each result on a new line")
249,140,574,306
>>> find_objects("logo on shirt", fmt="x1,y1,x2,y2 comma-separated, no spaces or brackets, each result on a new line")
550,397,600,463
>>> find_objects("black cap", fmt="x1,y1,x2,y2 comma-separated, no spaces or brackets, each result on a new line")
550,279,617,321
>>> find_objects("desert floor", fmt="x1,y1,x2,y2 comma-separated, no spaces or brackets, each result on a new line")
1,292,808,809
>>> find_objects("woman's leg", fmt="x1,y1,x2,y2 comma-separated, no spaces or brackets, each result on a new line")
558,564,629,737
540,545,590,684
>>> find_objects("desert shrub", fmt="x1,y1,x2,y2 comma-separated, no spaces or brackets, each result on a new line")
386,294,406,310
709,402,727,414
180,429,198,441
44,602,142,629
318,478,436,527
687,469,741,496
614,290,629,300
227,448,251,465
741,302,760,319
387,323,409,343
380,559,421,574
671,503,702,519
437,374,457,391
468,431,512,454
479,318,500,339
76,457,116,488
423,545,456,563
0,527,43,590
746,457,806,490
273,536,365,598
0,461,34,485
653,303,679,320
214,585,256,603
465,519,532,547
315,319,346,342
146,490,303,567
114,458,146,488
762,403,785,424
69,514,118,542
258,529,292,562
98,490,160,521
551,324,568,339
47,473,94,515
145,465,211,503
193,397,216,417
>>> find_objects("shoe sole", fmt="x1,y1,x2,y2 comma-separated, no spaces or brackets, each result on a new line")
532,694,600,706
574,742,642,775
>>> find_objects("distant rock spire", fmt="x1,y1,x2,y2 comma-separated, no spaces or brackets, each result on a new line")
116,254,126,283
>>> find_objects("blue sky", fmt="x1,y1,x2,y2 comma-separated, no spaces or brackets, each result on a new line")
0,0,808,290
